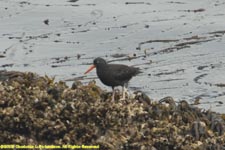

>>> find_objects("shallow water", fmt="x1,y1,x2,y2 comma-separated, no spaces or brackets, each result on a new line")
1,0,225,112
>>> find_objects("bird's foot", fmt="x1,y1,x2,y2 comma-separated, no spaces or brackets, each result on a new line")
119,92,129,101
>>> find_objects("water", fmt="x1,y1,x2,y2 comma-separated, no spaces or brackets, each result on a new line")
1,0,225,112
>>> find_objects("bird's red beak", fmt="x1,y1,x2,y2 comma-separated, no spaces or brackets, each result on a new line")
84,65,96,74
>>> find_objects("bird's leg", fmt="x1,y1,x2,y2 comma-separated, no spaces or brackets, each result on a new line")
112,87,115,101
121,83,130,100
120,85,127,100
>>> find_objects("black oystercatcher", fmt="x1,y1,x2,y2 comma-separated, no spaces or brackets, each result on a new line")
84,57,141,101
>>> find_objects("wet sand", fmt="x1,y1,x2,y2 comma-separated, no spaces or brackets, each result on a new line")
1,0,225,112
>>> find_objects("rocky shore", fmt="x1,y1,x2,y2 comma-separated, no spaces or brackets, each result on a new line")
0,71,225,150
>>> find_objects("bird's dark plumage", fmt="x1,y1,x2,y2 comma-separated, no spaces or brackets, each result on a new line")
93,57,140,88
85,57,141,100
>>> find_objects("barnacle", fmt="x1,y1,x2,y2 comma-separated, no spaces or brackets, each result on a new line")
0,71,225,150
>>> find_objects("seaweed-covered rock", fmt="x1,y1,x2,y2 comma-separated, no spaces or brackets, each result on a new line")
0,71,225,150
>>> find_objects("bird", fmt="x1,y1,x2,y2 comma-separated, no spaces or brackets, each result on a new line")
84,57,141,101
